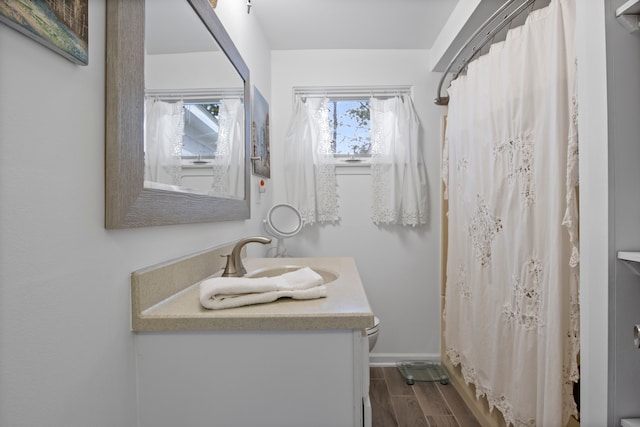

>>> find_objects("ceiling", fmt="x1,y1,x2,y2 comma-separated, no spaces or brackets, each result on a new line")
249,0,550,73
146,0,546,75
251,0,460,50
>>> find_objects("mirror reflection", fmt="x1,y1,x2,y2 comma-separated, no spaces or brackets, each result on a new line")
144,0,245,199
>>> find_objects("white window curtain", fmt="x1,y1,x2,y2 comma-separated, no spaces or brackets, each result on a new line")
283,97,338,225
442,0,579,425
144,98,184,186
370,95,427,226
210,98,244,199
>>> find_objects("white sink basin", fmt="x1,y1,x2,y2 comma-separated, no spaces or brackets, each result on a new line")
246,265,339,284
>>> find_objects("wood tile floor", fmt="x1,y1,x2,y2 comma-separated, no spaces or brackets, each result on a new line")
370,367,481,427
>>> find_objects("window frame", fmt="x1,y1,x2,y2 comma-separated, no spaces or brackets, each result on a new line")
292,86,413,164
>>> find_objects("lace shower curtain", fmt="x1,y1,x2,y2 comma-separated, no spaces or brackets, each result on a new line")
442,0,579,425
144,98,184,186
210,98,244,199
283,97,338,225
370,95,427,226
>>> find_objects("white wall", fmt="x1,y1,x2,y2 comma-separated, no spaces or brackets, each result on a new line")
603,0,640,425
575,2,610,426
0,2,272,426
146,51,242,89
270,50,444,361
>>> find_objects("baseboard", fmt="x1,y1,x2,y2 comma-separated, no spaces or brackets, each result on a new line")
368,353,441,367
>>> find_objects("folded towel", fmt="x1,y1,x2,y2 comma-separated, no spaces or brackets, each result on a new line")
199,267,327,310
271,267,324,291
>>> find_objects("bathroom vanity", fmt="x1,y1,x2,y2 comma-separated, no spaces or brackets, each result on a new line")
131,246,374,427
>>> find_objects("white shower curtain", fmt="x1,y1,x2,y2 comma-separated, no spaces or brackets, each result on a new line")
210,98,245,199
370,95,427,226
283,97,339,225
144,98,184,186
442,0,579,426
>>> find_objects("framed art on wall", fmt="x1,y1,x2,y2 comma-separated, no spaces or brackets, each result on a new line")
0,0,88,65
251,86,271,178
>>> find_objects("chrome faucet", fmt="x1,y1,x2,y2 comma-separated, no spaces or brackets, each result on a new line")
222,236,272,277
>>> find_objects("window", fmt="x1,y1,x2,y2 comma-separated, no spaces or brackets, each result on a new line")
326,98,371,157
295,87,411,159
146,88,244,161
181,102,221,159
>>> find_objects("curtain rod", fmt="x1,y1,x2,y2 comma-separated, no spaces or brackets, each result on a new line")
146,88,244,101
294,85,412,99
434,0,536,106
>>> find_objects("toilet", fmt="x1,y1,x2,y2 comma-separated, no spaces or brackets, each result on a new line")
367,316,380,351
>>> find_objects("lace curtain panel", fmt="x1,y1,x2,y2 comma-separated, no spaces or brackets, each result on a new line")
144,98,184,186
283,97,338,225
283,94,427,227
210,98,244,199
370,95,427,226
442,0,579,426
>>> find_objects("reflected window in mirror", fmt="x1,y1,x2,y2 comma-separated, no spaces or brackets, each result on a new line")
182,102,220,159
143,91,245,199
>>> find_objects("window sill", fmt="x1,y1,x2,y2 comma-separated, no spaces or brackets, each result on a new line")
334,158,371,175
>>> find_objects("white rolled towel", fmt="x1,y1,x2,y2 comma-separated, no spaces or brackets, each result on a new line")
270,266,324,290
200,267,327,310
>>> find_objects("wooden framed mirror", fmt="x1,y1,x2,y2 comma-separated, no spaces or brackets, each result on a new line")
106,0,250,228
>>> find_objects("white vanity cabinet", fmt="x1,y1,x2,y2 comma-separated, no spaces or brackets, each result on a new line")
136,329,369,427
131,254,374,427
180,163,215,194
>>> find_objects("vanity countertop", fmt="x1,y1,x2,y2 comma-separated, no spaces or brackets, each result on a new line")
131,256,374,332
